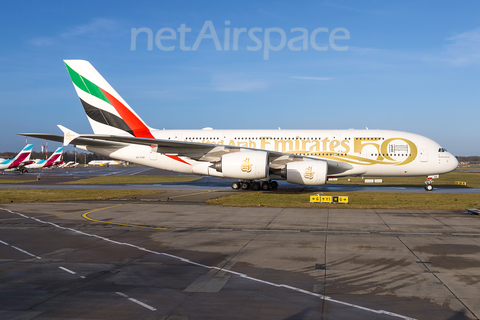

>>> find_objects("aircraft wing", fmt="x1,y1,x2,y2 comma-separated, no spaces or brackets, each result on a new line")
18,132,355,175
79,134,355,174
18,133,125,147
80,134,228,149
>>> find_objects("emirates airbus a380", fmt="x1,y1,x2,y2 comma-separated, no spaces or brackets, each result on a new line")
21,60,458,191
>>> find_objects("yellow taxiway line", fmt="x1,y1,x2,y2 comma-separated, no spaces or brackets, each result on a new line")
81,202,172,230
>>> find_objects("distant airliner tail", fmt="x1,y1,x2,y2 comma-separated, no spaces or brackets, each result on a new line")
63,60,154,139
8,144,33,169
45,147,63,167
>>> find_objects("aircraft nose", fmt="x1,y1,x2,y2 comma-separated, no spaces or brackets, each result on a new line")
448,153,458,171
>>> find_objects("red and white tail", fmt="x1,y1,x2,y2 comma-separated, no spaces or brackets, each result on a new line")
64,60,154,138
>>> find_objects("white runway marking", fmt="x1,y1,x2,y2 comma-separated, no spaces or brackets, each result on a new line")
100,171,122,176
128,297,157,311
128,168,152,176
59,266,76,274
1,238,41,259
10,246,41,259
0,207,416,320
116,292,156,311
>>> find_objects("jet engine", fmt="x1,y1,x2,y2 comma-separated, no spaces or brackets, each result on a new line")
213,151,269,179
284,160,328,185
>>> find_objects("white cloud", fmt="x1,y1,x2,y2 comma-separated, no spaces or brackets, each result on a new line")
443,27,480,66
212,74,268,92
29,18,118,47
29,37,56,47
60,18,117,38
322,2,389,16
337,27,480,68
291,76,332,81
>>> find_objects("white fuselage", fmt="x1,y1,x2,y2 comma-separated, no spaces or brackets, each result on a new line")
75,128,458,179
88,160,122,166
26,159,60,169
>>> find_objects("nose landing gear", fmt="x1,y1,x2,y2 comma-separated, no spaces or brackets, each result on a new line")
425,183,434,191
424,175,438,191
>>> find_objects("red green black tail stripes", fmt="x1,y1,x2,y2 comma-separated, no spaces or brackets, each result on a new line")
80,99,134,136
65,62,154,139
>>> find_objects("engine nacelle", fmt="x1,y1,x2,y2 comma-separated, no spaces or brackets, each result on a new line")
214,151,269,179
285,160,328,185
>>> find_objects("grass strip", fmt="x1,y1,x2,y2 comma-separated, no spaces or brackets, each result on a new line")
0,179,36,184
207,192,480,210
326,172,480,188
0,189,164,204
62,176,202,185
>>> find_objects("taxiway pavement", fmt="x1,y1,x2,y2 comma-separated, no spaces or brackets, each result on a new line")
1,193,480,319
1,166,479,194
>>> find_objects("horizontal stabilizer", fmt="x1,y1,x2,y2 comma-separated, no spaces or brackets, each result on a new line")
58,125,79,146
17,133,124,147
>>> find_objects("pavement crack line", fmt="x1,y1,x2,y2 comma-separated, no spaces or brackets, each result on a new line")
373,209,392,230
396,236,477,319
0,206,417,320
264,208,284,229
420,210,456,231
326,208,330,229
321,234,328,320
26,268,113,311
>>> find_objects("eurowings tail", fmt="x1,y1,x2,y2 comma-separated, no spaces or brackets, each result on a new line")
44,146,63,167
64,60,154,138
0,144,33,170
26,146,63,169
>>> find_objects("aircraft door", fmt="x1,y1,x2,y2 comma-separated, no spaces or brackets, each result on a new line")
150,146,158,161
420,149,428,162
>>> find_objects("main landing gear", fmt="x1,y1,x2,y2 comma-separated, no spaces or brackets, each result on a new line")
231,180,279,190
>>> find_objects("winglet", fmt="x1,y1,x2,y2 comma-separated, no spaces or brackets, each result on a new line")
58,125,79,146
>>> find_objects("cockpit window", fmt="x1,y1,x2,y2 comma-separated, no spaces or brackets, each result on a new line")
438,148,447,152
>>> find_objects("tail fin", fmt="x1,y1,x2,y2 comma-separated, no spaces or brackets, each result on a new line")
45,147,63,167
64,60,154,138
9,144,33,168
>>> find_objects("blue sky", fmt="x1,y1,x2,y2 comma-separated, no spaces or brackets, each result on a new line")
0,1,479,155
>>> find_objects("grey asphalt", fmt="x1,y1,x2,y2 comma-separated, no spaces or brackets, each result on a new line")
1,166,479,193
1,196,480,319
0,166,479,319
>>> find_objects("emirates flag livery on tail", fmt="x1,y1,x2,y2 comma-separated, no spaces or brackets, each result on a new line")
20,60,458,191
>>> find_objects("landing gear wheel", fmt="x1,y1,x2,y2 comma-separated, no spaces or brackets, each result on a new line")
241,182,250,190
251,182,260,190
261,182,270,190
425,184,434,191
231,182,240,190
270,181,278,189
